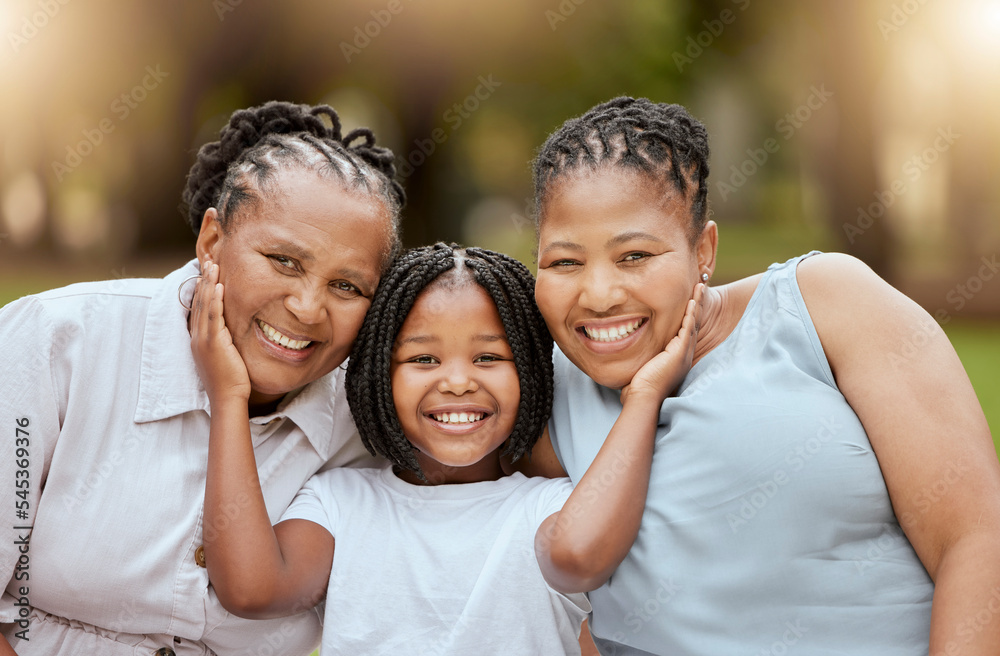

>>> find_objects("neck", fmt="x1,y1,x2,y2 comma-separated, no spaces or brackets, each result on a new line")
398,450,506,486
248,392,283,417
691,275,761,366
691,283,730,366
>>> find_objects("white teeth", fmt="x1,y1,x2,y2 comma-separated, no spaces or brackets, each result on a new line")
432,412,485,424
257,320,311,350
583,320,642,342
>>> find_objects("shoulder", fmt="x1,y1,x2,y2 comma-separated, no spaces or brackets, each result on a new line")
795,251,885,299
793,252,942,379
306,465,383,490
794,252,918,333
3,276,160,328
514,474,574,516
31,276,161,312
295,467,388,510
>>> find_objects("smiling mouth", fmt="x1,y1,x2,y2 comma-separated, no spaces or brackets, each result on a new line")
580,319,645,343
430,412,488,425
256,319,313,351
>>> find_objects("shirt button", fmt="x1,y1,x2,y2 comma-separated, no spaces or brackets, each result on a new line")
154,649,176,656
194,545,206,568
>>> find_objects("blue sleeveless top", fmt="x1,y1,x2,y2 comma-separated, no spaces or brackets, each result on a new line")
549,253,933,655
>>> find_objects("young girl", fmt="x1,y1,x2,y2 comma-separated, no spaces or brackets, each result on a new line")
191,243,702,654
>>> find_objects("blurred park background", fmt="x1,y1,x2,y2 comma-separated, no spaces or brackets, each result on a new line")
0,0,997,452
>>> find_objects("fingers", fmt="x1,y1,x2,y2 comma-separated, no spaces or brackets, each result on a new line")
207,264,225,335
192,260,223,344
667,282,704,357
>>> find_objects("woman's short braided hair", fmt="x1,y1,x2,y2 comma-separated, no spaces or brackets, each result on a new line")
532,96,711,242
182,100,406,268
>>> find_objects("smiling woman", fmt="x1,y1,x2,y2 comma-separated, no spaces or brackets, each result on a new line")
0,101,404,655
525,96,1000,656
193,169,392,413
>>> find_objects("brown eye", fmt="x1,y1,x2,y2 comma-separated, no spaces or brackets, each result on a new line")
268,255,298,271
622,252,649,262
331,281,361,296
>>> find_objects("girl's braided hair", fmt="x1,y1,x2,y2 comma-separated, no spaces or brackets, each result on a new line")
346,243,553,477
532,96,711,242
182,100,406,267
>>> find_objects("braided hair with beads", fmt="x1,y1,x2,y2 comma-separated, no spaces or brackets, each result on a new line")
532,96,711,242
182,100,406,267
346,243,554,478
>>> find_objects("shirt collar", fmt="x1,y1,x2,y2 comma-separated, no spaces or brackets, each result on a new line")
133,259,340,460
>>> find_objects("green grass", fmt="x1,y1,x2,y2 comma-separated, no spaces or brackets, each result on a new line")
943,321,1000,458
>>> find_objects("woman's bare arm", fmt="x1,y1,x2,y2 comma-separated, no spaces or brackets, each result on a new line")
536,284,703,593
193,262,334,619
798,253,1000,656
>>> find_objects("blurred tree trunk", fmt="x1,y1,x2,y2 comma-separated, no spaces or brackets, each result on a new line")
812,0,895,280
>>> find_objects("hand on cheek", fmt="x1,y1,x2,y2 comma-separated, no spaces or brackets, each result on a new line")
190,260,252,406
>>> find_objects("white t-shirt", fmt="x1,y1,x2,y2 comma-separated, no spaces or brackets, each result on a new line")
281,464,590,655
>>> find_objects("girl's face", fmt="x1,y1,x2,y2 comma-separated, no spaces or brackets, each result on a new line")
196,169,391,412
390,281,521,484
535,167,715,390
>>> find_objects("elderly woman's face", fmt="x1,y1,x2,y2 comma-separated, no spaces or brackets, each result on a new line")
535,167,709,390
197,169,390,411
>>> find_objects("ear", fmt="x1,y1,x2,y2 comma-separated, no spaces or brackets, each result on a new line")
696,220,718,279
195,208,223,269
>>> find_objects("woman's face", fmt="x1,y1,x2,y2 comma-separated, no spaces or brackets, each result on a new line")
535,167,714,390
197,169,391,411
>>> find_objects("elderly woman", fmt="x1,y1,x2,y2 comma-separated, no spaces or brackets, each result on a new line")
523,97,1000,655
0,101,402,655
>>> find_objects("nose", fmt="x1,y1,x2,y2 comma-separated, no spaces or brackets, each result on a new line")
284,278,329,325
436,360,479,396
577,264,628,313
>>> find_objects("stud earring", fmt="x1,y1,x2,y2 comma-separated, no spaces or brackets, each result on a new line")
701,272,709,283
